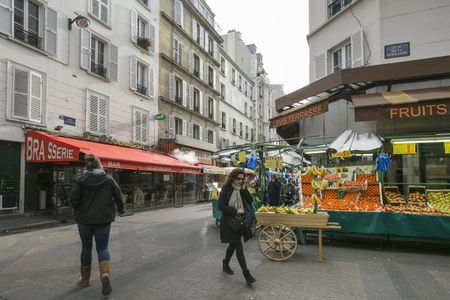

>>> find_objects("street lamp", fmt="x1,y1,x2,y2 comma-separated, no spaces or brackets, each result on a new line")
68,15,90,30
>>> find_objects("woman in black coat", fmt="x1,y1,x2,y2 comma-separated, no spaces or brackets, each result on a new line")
218,168,256,285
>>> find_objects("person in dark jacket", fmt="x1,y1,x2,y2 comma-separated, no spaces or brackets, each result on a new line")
268,175,281,206
218,168,256,285
70,154,124,296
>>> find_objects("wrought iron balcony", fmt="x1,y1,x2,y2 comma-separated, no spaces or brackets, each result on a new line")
14,26,42,50
91,63,107,77
137,84,148,96
328,0,352,18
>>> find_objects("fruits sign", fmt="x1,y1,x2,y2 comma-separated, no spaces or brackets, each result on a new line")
265,156,283,169
393,143,416,155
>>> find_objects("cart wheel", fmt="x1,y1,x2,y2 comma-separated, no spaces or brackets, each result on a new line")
257,223,298,261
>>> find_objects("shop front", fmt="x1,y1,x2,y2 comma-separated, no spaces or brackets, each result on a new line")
24,131,201,217
0,141,21,212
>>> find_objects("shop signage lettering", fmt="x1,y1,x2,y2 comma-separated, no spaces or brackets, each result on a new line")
107,161,121,168
445,142,450,154
26,136,76,161
389,103,448,119
265,156,283,169
270,101,329,128
393,143,416,155
331,150,351,158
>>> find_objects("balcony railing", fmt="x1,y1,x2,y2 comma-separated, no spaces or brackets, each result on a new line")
137,84,147,96
328,0,352,18
91,63,107,77
14,26,42,50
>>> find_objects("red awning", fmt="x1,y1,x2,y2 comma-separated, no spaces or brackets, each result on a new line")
25,131,200,174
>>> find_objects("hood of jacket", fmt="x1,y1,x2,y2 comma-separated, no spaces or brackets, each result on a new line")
79,169,110,190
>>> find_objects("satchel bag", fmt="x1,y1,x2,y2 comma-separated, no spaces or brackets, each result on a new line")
229,211,253,233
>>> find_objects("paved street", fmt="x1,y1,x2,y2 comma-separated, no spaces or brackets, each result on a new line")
1,204,450,300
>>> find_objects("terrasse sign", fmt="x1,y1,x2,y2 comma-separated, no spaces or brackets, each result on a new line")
270,101,329,128
25,132,79,162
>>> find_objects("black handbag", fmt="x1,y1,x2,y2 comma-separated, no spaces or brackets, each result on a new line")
229,211,253,233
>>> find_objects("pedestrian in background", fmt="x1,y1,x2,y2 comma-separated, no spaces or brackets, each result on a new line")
218,168,257,285
70,154,124,296
268,175,281,206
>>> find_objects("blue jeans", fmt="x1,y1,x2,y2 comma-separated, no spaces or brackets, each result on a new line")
77,223,111,266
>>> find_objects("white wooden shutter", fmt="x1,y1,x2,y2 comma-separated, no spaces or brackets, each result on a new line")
203,62,208,82
199,58,203,80
168,116,175,138
212,99,217,121
109,44,118,81
29,72,42,123
169,74,175,101
149,68,155,98
0,0,13,36
199,126,203,141
80,29,91,70
134,109,142,141
174,0,183,27
149,23,156,53
198,90,203,113
189,49,194,73
205,31,210,53
212,69,216,89
13,67,29,119
199,27,205,48
131,9,137,43
192,19,197,42
178,42,183,65
172,38,178,61
98,96,107,134
45,7,57,55
182,120,187,136
129,56,137,90
188,121,193,137
213,41,218,60
351,29,364,67
188,85,193,110
314,53,326,79
142,112,148,143
88,93,98,133
203,94,208,116
182,80,187,107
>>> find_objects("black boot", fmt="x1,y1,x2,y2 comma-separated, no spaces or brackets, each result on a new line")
223,260,234,274
243,269,256,285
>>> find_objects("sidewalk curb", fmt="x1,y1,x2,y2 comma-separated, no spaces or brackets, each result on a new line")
0,220,64,235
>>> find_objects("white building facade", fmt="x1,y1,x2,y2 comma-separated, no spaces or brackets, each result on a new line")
0,0,159,213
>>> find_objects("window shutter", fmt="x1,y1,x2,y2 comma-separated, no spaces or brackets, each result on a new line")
142,112,148,143
198,90,203,113
98,96,107,134
229,116,233,132
148,68,155,98
188,85,193,110
205,31,209,53
0,0,13,36
314,53,326,79
89,0,99,18
192,19,197,41
168,116,175,138
212,99,216,121
45,7,57,55
189,49,194,73
203,94,208,116
13,67,29,119
188,121,193,137
149,23,156,53
131,9,137,43
212,69,216,89
80,29,91,70
179,42,183,65
199,126,203,141
108,44,118,81
172,38,178,61
100,0,109,23
182,120,187,136
203,62,208,82
88,94,99,133
182,80,187,107
203,128,208,142
199,58,203,80
174,0,183,27
129,56,137,90
351,29,364,67
135,109,142,141
169,73,175,101
29,72,42,123
199,27,205,48
225,114,228,130
213,41,218,60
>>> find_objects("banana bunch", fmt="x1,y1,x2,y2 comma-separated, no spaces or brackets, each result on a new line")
310,193,322,204
312,179,329,190
301,166,328,177
257,205,313,215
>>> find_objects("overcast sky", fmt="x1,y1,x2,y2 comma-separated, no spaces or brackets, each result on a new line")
206,0,310,95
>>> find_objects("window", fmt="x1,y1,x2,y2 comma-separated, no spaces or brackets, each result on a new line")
175,76,183,104
173,37,183,65
10,64,43,123
239,122,243,137
328,0,352,18
90,0,110,25
173,0,183,27
245,126,249,140
221,112,226,129
207,130,214,144
193,54,200,77
207,35,214,56
193,88,200,112
193,124,200,140
250,86,253,99
220,57,226,74
174,117,183,135
207,66,214,87
231,69,236,85
91,36,106,77
332,43,351,72
136,62,148,96
244,103,248,115
14,0,42,50
251,129,255,142
87,90,108,135
134,108,149,143
232,118,236,134
192,19,201,44
208,97,214,119
244,81,248,95
131,9,155,53
220,83,226,100
238,75,242,90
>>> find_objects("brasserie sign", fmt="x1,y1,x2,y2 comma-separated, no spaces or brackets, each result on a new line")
270,101,328,128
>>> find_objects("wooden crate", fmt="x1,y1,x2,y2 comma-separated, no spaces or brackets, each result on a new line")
384,186,406,205
407,185,427,205
255,212,329,228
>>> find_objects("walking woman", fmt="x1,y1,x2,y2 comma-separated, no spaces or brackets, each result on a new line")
70,154,124,296
219,168,256,285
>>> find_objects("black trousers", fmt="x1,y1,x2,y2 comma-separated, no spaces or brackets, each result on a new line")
224,239,248,271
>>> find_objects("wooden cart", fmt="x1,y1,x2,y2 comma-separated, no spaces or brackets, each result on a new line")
255,212,341,262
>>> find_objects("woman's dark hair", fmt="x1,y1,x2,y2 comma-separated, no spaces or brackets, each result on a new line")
85,154,102,170
224,168,245,187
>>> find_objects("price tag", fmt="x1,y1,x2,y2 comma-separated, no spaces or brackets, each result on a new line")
238,151,247,163
444,142,450,154
265,156,283,169
393,143,416,155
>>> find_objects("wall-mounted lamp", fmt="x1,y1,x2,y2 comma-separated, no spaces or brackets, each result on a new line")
68,15,90,30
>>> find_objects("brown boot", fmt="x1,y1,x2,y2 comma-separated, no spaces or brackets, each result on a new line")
78,265,91,287
99,261,112,296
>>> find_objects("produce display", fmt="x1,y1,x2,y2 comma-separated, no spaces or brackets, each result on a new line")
324,173,340,181
356,174,377,182
343,181,366,187
384,204,447,216
257,205,313,215
384,189,406,205
407,191,427,205
428,191,450,214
